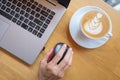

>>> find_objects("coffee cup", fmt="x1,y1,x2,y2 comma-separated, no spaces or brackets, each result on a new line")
80,8,112,40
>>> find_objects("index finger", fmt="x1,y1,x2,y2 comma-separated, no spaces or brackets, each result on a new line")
42,48,53,63
50,44,67,65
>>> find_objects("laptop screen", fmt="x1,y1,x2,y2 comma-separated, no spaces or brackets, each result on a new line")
57,0,71,8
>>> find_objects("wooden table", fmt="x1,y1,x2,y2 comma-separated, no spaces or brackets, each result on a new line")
0,0,120,80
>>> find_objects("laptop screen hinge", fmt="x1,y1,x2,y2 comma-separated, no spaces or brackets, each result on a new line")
46,0,57,6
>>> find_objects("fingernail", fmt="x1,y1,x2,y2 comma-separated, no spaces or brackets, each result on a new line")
69,48,73,54
69,48,72,51
63,44,66,47
72,51,74,54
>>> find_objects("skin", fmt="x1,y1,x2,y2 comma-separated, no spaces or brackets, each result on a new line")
38,44,73,80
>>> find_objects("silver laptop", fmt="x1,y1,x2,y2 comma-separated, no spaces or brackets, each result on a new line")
0,0,71,64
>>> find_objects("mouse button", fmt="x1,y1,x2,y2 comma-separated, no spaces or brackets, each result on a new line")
54,44,62,55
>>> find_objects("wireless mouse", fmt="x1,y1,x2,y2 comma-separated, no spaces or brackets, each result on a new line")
47,42,69,64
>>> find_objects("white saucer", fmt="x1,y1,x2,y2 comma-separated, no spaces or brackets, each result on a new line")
69,6,112,49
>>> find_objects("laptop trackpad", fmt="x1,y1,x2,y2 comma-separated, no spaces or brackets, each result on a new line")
0,19,9,41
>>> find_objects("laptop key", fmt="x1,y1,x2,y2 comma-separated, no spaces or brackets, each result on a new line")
20,10,25,15
28,27,33,32
35,13,40,18
1,5,6,10
0,9,12,20
12,17,17,23
48,15,53,20
32,30,37,35
45,19,50,24
22,0,27,4
17,2,22,7
27,2,32,7
31,10,35,15
47,9,51,13
19,16,24,21
24,19,29,24
40,28,45,33
29,16,34,20
24,13,29,18
6,2,11,7
2,0,7,4
35,26,40,30
37,33,42,38
16,20,22,25
43,24,48,29
12,0,17,4
10,10,15,16
26,8,31,13
21,23,28,30
15,13,20,18
11,5,16,10
31,5,36,9
15,7,20,12
29,21,36,28
40,16,46,21
38,4,42,8
42,7,47,10
34,1,38,6
22,5,27,10
34,18,43,26
6,8,11,13
51,11,55,15
36,7,40,12
41,10,48,17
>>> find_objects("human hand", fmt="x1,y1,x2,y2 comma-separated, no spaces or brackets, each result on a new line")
38,44,73,80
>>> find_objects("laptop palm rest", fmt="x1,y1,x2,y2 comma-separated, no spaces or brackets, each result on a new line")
0,23,43,64
0,19,9,42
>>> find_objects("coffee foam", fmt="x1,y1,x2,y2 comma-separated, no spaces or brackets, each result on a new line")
81,10,110,39
84,13,103,35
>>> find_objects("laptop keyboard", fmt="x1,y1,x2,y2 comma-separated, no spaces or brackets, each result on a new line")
0,0,56,38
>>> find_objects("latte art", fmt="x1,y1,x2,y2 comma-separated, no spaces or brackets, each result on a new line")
84,13,103,35
81,10,110,39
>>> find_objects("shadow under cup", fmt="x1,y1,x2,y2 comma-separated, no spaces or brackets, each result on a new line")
80,9,112,40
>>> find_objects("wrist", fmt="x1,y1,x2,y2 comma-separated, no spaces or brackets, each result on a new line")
38,74,47,80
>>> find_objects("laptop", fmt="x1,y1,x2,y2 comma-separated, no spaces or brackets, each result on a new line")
0,0,71,64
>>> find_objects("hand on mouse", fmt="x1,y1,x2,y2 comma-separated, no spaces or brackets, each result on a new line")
38,44,73,80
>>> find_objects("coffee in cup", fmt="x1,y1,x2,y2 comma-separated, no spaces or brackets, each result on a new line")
80,10,111,39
